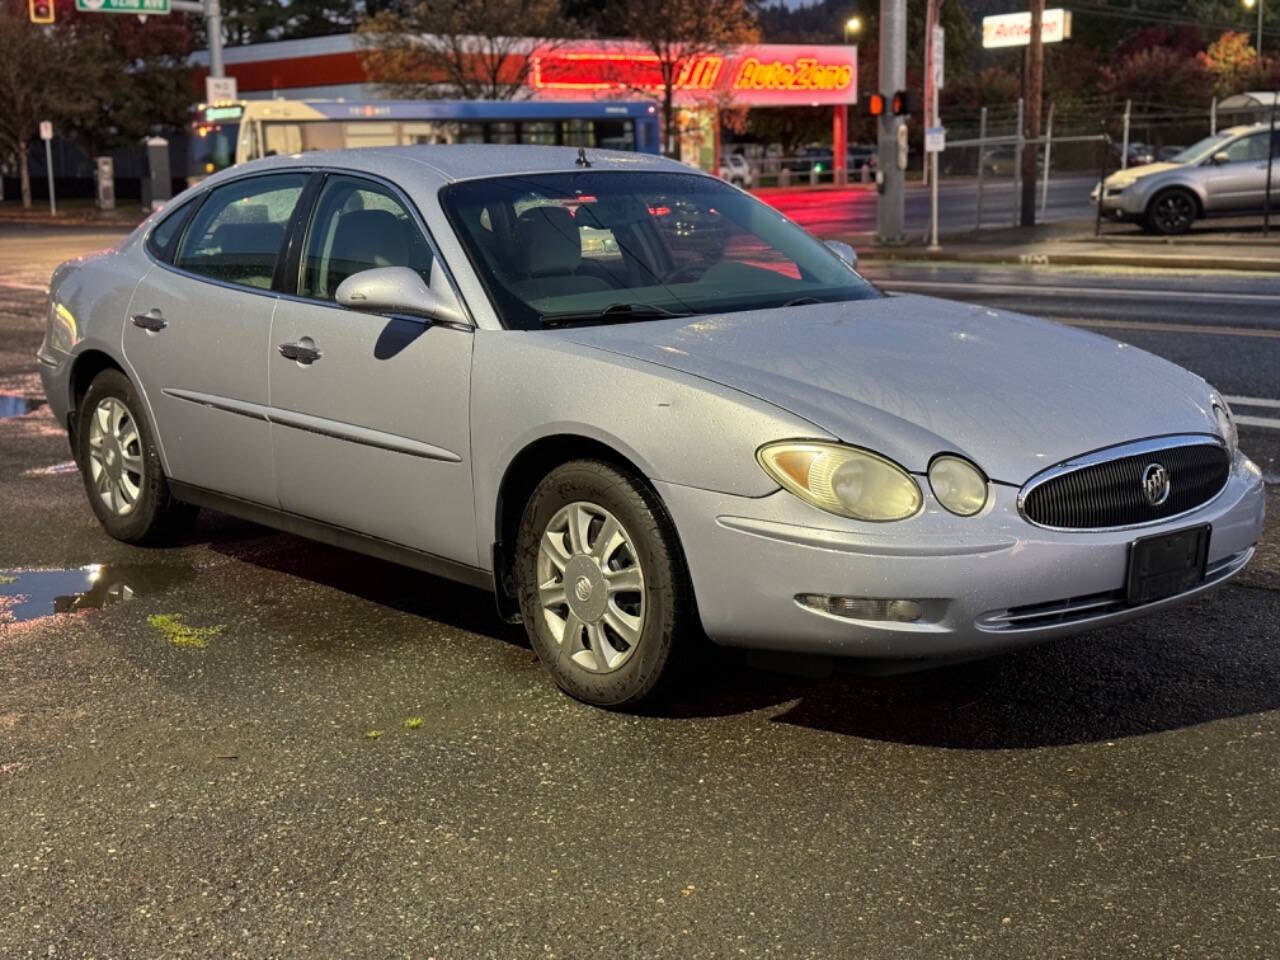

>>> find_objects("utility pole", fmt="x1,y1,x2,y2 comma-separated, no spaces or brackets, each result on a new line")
1020,0,1044,226
877,0,907,243
171,0,224,78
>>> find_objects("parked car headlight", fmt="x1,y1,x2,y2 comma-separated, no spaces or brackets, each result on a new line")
757,441,922,522
928,455,989,516
1212,398,1238,452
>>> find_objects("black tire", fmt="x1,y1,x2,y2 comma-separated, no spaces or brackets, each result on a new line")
515,459,692,709
1145,188,1197,235
76,368,196,545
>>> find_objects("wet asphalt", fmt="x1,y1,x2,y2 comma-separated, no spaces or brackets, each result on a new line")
2,225,1279,959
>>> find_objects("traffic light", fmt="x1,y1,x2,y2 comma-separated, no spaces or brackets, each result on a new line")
864,93,887,117
891,90,919,116
29,0,54,24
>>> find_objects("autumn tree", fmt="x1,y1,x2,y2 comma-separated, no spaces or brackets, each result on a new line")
611,0,758,157
356,0,577,100
1100,46,1213,111
1198,31,1265,96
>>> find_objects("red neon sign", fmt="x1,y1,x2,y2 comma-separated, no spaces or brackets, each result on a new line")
732,57,853,94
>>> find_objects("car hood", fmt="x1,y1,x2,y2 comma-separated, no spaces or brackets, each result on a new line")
559,295,1221,484
1103,161,1181,190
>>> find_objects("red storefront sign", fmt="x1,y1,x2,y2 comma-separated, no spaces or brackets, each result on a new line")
530,43,856,106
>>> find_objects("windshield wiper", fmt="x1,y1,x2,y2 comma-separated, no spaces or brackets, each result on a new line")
540,302,692,328
782,296,827,307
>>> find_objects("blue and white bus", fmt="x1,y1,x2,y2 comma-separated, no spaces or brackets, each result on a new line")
190,99,661,181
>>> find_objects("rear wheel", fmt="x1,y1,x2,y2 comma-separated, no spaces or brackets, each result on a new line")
515,460,691,709
76,369,196,544
1145,189,1197,235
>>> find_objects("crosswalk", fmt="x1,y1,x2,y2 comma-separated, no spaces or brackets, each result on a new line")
1226,395,1280,432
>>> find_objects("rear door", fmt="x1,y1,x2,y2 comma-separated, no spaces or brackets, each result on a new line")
123,171,308,506
267,173,477,564
1201,131,1271,211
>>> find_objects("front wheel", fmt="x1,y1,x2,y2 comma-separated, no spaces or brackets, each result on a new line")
1145,189,1197,235
515,460,692,709
76,369,196,544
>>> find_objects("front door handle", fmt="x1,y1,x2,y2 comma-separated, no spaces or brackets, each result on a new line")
131,312,167,332
278,341,322,364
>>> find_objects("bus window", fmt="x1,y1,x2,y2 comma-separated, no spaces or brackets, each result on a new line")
190,122,240,176
458,123,486,144
263,122,303,157
521,122,556,146
343,122,398,149
402,121,458,145
595,119,636,151
562,120,594,147
489,122,517,145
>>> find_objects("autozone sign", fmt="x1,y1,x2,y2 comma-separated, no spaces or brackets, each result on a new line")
732,57,854,95
982,9,1073,48
530,43,857,106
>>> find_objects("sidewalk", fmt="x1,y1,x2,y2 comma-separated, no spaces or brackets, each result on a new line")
849,218,1280,273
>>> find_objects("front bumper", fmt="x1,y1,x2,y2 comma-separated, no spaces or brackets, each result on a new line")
657,451,1265,658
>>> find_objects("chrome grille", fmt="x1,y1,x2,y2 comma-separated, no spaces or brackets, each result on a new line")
1019,437,1230,530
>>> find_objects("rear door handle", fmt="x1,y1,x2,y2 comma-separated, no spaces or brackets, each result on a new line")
278,341,322,364
131,312,167,332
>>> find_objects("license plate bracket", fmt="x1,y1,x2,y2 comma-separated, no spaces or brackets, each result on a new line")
1126,525,1211,605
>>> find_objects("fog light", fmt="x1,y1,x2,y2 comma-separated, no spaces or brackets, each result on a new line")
797,594,923,623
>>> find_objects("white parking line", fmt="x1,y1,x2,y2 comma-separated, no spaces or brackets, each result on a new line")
882,279,1280,303
1226,394,1280,409
1233,414,1280,431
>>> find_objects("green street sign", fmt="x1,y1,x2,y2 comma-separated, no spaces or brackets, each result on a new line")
75,0,171,13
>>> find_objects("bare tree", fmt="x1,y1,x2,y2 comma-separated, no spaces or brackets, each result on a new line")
0,3,107,208
613,0,758,157
357,0,576,100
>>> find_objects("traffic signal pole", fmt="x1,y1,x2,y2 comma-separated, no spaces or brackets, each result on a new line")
877,0,907,243
171,0,224,77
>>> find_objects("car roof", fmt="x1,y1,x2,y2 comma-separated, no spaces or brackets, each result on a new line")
205,145,696,190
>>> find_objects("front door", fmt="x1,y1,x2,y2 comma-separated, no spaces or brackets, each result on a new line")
268,174,477,565
123,171,308,506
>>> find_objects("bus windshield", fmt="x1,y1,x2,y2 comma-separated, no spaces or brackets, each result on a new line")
189,105,244,178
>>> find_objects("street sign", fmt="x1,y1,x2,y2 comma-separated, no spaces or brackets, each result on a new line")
982,9,1072,49
205,76,238,105
39,121,53,141
75,0,171,14
925,126,946,153
932,25,945,89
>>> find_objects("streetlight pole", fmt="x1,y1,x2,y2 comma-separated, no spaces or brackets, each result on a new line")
1245,0,1264,57
171,0,224,78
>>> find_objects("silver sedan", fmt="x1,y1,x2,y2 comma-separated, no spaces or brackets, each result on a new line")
39,146,1265,707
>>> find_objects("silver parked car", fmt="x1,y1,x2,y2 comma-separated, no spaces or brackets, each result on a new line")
1094,123,1280,234
40,147,1265,707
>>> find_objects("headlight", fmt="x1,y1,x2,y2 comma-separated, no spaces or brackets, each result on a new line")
928,455,989,516
757,441,922,522
1212,398,1237,452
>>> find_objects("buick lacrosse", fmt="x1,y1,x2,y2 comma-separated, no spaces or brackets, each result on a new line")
39,146,1265,707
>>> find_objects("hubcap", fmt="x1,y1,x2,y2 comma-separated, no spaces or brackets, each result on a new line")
536,501,646,674
87,397,143,517
1157,195,1192,232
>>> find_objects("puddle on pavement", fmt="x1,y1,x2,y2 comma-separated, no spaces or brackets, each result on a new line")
0,563,195,624
0,395,45,420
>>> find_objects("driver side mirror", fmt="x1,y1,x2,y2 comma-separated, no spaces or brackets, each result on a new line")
335,265,468,326
1211,151,1230,166
825,240,858,269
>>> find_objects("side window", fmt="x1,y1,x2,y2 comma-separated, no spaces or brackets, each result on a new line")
174,174,306,290
299,176,434,301
1224,133,1269,164
146,199,194,262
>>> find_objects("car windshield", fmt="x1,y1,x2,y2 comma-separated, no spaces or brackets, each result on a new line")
1171,132,1235,164
440,171,880,329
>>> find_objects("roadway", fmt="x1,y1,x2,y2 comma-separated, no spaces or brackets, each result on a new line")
2,224,1278,958
762,174,1098,237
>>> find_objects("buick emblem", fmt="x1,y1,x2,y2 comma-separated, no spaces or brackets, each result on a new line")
1142,462,1171,507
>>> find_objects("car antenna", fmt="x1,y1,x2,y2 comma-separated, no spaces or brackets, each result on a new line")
575,146,592,168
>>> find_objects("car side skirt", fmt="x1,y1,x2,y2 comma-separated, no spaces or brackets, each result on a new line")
168,481,494,592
